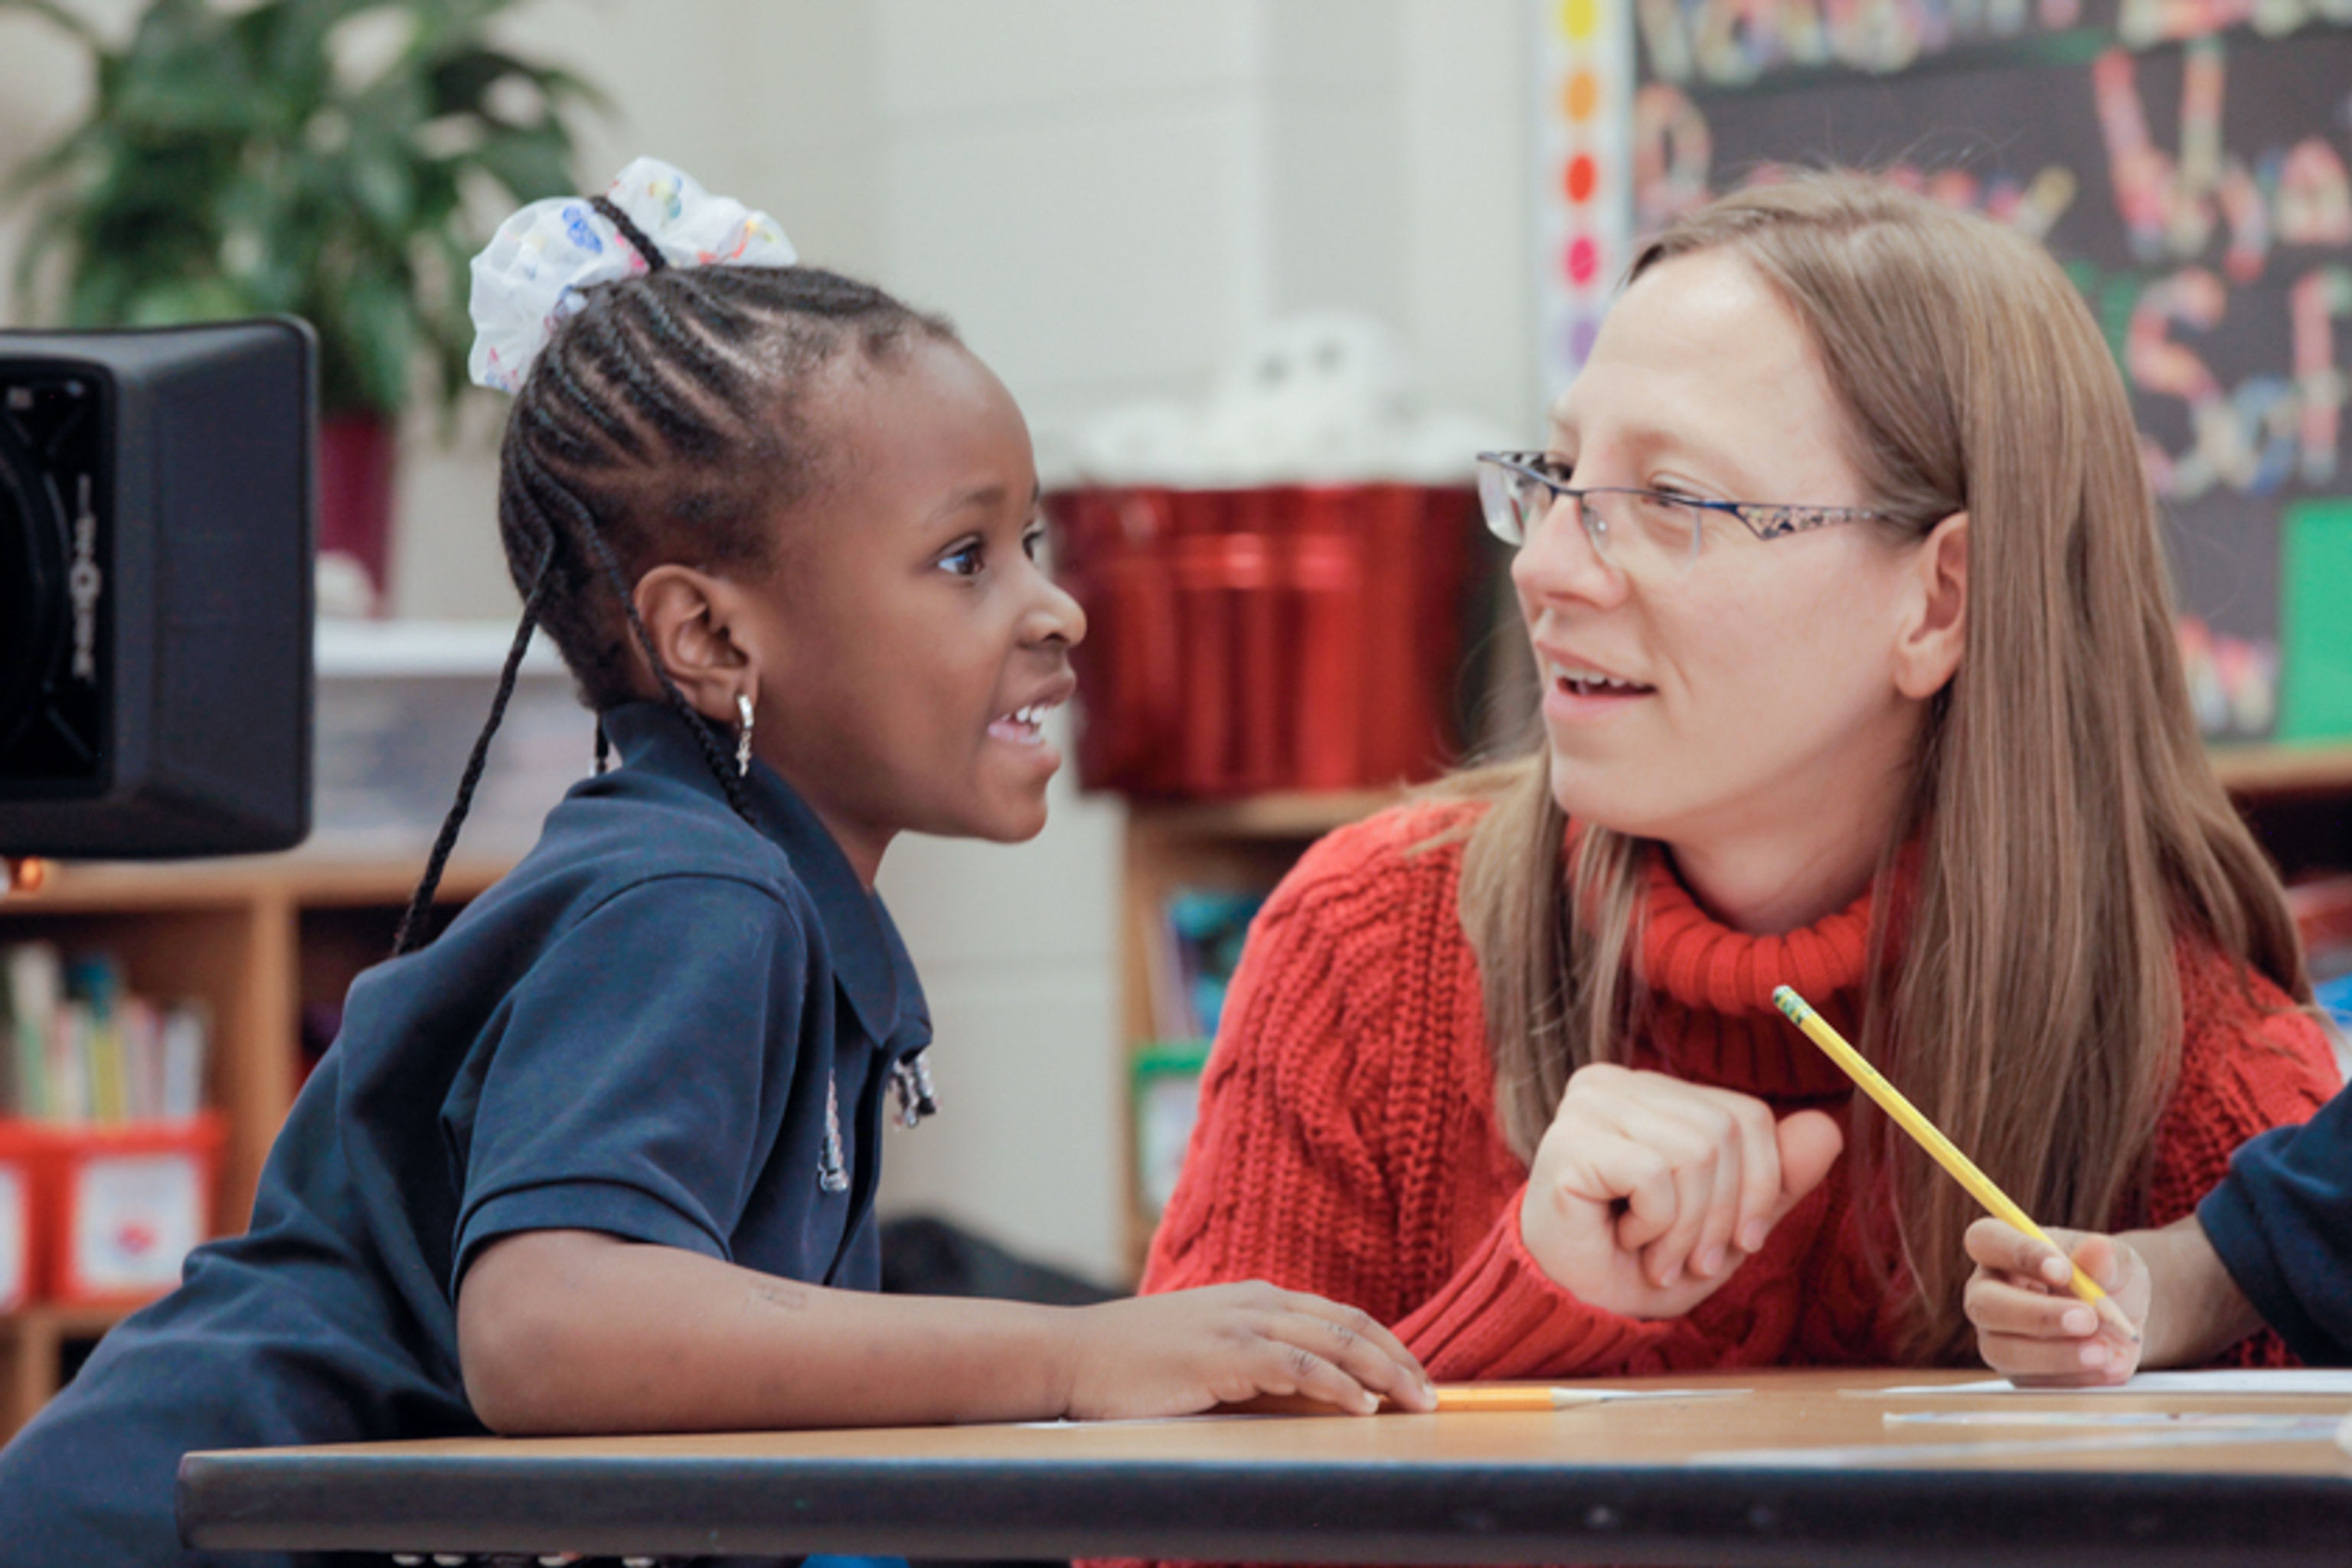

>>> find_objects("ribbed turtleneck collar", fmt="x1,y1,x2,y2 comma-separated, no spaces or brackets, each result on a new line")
1629,844,1880,1102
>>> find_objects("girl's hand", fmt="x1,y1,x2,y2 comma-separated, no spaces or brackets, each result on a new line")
1964,1219,2151,1386
1518,1063,1844,1318
1059,1282,1436,1420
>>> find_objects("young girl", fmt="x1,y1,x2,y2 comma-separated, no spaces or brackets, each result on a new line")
1135,173,2337,1396
0,158,1431,1568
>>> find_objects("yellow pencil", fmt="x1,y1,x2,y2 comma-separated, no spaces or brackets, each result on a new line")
1770,985,2140,1344
1432,1384,1606,1412
1428,1384,1749,1412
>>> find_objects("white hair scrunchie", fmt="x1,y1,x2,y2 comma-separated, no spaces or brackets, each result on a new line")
466,155,799,394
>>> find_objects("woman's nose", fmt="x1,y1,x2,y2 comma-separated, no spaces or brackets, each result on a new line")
1511,493,1628,613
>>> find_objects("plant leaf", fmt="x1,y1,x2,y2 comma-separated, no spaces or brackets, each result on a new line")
2,0,599,420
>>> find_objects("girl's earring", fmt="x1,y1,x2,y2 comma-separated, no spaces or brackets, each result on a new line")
735,691,755,778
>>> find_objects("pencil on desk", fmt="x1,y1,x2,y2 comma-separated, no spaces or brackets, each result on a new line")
1432,1385,1607,1412
1770,985,2141,1345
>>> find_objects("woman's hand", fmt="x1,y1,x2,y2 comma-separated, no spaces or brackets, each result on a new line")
1058,1282,1437,1420
1963,1220,2151,1385
4,859,45,898
1518,1063,1844,1318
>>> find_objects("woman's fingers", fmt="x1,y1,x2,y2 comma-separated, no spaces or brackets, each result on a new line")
1599,1098,1720,1283
1769,1110,1843,1219
1592,1135,1680,1251
1525,1066,1847,1317
1679,1113,1745,1280
1634,1078,1800,1279
1566,1070,1808,1286
1698,1088,1783,1270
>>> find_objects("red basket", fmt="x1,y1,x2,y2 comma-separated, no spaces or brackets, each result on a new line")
4,1113,224,1307
1048,484,1485,797
0,1122,34,1313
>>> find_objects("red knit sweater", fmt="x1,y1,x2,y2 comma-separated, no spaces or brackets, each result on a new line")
1141,799,2343,1377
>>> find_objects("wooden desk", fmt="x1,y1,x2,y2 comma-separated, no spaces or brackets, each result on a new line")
178,1370,2352,1566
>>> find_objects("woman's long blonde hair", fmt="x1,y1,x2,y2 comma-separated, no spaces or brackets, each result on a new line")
1456,173,2308,1362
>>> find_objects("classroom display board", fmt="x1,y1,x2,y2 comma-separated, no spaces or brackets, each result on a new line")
1534,1,2352,741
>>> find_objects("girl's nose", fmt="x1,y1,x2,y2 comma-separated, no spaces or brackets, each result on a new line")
1027,573,1087,648
1511,493,1628,614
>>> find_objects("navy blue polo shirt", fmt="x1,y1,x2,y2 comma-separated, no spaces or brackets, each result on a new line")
0,701,930,1568
2198,1077,2352,1366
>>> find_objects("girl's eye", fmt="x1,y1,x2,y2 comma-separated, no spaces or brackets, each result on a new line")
1022,525,1048,564
939,540,985,578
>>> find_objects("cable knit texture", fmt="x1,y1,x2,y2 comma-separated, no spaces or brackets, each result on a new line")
1142,798,2344,1382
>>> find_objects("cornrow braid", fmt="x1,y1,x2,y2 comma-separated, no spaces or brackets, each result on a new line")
392,248,956,954
590,195,668,275
391,553,556,956
516,437,756,822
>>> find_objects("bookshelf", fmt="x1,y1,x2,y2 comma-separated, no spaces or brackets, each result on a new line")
0,854,511,1441
1118,790,1406,1274
2209,741,2352,796
1112,746,2352,1276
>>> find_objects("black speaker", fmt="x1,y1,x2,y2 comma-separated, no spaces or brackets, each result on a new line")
0,318,314,858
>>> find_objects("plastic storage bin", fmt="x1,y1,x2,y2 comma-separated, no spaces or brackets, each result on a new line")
0,1122,34,1312
1047,485,1485,798
312,621,588,858
14,1113,224,1306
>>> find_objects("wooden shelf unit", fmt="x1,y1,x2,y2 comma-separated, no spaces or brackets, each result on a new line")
0,854,511,1440
1117,790,1406,1275
2208,741,2352,796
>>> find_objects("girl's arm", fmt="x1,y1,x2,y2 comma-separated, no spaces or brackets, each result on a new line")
2137,952,2341,1366
457,1229,1434,1434
1967,947,2340,1384
1964,1217,2265,1385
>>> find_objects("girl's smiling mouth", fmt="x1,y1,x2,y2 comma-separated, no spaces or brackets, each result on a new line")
988,692,1069,746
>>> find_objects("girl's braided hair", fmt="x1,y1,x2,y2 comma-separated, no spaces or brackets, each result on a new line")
393,203,956,953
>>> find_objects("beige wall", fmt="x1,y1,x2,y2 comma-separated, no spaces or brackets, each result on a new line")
0,0,1535,1284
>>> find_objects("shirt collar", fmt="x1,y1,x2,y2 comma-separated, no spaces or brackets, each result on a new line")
600,701,929,1054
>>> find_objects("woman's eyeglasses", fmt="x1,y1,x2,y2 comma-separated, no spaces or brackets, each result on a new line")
1475,451,1887,576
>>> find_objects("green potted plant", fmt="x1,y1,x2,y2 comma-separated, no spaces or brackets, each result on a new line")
2,0,600,609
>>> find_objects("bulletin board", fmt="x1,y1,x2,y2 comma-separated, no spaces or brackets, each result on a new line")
1536,2,2352,741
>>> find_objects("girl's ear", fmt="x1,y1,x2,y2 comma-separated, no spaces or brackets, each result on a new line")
1893,511,1968,701
634,564,756,724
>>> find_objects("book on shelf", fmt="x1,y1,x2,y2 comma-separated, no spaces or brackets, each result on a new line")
1132,1040,1213,1217
0,942,211,1125
1148,887,1269,1044
3,944,57,1122
1132,887,1270,1219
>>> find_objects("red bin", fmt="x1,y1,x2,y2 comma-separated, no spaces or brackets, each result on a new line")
1048,483,1485,797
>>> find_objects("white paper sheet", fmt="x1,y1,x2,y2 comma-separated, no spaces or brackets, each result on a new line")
1878,1369,2352,1396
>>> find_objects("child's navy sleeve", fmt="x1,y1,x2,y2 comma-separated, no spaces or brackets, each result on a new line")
2197,1079,2352,1366
448,872,815,1285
